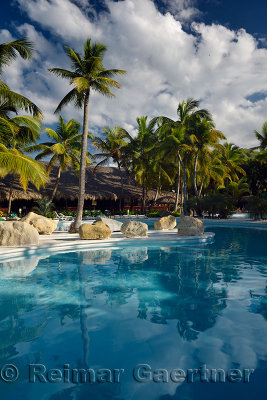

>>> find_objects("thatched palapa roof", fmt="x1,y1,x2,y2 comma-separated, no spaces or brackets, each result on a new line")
0,165,176,203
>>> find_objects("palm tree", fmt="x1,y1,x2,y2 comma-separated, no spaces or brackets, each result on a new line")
0,144,48,213
49,38,126,230
26,116,90,200
196,150,228,196
159,123,191,212
126,116,158,213
254,121,267,151
92,126,132,210
0,110,45,212
225,177,250,205
0,38,42,117
159,98,211,213
189,116,225,197
217,143,246,182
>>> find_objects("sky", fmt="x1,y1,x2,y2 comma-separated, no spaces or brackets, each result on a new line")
1,0,267,147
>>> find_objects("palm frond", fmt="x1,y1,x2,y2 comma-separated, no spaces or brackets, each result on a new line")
0,38,33,72
48,68,80,80
0,86,42,117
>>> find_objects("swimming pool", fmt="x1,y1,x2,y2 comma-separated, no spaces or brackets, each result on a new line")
0,227,266,400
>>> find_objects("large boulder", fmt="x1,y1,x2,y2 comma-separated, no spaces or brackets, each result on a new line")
79,221,112,240
95,216,122,232
154,215,177,230
21,212,58,235
121,221,148,238
0,221,39,246
178,216,204,236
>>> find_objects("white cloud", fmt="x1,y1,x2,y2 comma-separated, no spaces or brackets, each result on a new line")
160,0,202,22
3,0,266,147
16,0,103,41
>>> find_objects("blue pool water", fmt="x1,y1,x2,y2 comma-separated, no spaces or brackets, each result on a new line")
0,227,266,400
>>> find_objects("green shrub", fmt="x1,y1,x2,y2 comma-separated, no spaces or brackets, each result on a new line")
147,210,160,218
245,194,267,220
32,197,55,218
187,194,234,219
171,211,181,217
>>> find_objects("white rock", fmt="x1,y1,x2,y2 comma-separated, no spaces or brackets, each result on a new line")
0,221,39,246
21,212,58,235
95,216,122,232
178,216,204,236
79,221,112,240
121,221,148,238
154,215,177,230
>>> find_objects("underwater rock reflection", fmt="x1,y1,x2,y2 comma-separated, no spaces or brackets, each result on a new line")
120,247,148,264
0,256,39,277
81,249,112,265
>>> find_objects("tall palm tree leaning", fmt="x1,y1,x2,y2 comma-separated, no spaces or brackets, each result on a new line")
26,116,91,200
0,38,42,117
49,38,126,230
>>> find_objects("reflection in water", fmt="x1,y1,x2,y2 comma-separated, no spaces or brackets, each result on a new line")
0,227,266,400
81,249,112,265
121,247,148,264
0,256,39,277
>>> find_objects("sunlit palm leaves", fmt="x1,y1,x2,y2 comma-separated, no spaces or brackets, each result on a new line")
0,38,42,117
26,116,91,200
0,144,48,191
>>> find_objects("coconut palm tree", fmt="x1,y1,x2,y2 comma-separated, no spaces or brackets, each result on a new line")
92,126,132,210
49,38,126,230
0,110,45,212
197,150,229,196
254,121,267,151
26,116,91,200
158,98,211,213
0,38,42,117
159,123,191,212
189,116,225,197
126,116,158,213
225,177,250,205
217,143,246,182
0,144,48,213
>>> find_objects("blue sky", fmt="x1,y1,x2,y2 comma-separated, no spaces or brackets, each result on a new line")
1,0,267,147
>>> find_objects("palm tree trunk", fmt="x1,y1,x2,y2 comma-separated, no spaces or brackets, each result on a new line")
51,166,61,201
153,171,161,204
174,161,180,211
142,183,145,214
198,177,204,196
74,89,90,231
177,151,188,215
193,149,199,197
7,175,15,214
118,163,124,211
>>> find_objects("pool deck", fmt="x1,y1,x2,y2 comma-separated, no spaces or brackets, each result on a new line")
0,219,266,262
